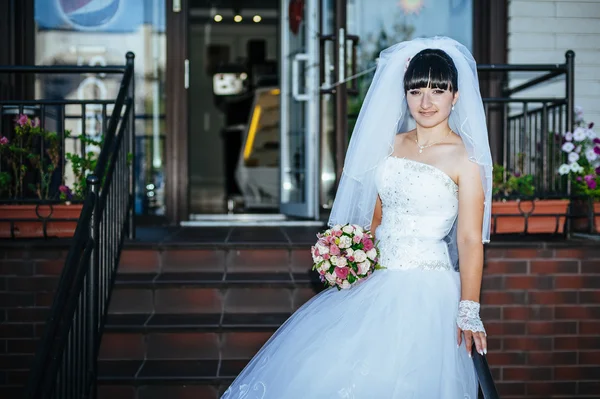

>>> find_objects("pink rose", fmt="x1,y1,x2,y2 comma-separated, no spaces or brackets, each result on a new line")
329,244,341,256
335,266,349,279
333,229,343,237
323,253,330,260
362,237,374,251
16,114,29,127
0,136,8,145
353,235,362,244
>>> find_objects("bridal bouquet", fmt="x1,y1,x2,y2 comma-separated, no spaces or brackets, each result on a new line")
311,224,384,290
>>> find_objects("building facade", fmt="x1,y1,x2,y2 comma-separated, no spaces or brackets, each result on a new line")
1,0,560,227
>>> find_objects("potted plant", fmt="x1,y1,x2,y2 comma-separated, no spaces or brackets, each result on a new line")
557,107,600,233
0,114,100,238
491,153,569,234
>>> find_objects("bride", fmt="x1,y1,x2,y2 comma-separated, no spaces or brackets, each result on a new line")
222,36,493,399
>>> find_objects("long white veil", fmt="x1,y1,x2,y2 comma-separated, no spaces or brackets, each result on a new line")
328,36,493,247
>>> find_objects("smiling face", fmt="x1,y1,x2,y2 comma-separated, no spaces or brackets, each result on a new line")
403,49,459,129
406,86,458,128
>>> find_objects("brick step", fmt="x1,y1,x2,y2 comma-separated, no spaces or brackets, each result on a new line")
108,280,322,314
97,384,227,399
115,271,320,289
97,358,243,385
104,312,290,333
118,247,315,277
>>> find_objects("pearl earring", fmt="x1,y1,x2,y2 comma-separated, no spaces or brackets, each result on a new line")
452,105,455,111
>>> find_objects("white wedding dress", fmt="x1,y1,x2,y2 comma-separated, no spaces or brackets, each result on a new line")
222,156,478,399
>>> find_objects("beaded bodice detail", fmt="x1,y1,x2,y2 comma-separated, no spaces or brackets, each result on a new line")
375,156,459,271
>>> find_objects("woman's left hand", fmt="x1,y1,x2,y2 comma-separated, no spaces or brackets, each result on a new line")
456,299,487,357
457,327,487,357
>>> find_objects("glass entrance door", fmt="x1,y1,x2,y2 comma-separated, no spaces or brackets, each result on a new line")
279,0,320,218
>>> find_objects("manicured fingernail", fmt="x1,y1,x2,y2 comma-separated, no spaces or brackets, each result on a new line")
457,344,460,348
484,348,487,355
478,350,483,356
468,352,472,358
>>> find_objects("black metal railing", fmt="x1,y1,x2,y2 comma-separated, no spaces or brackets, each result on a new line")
479,50,575,199
477,51,577,237
22,52,135,399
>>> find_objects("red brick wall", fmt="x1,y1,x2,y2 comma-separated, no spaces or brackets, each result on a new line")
1,241,599,398
483,244,600,398
0,242,68,398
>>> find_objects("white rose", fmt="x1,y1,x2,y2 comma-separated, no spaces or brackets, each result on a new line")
316,244,329,256
353,225,363,233
366,248,377,260
338,236,352,249
340,280,351,289
345,248,354,257
558,164,571,175
342,225,354,234
586,148,598,162
325,272,337,285
573,127,587,142
319,260,332,273
330,255,339,266
358,261,371,274
314,255,323,263
568,152,580,163
332,224,342,233
354,250,367,263
336,257,348,267
562,142,575,153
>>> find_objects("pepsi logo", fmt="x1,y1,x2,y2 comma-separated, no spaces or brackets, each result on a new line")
57,0,121,30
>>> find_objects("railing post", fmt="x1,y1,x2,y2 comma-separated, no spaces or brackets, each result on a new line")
87,174,100,399
126,51,136,239
565,50,575,238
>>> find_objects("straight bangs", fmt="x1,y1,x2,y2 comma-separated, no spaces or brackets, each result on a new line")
403,52,457,93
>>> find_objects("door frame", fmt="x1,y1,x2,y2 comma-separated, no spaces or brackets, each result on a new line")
279,0,321,219
165,0,189,224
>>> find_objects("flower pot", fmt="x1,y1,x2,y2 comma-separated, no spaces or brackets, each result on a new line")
571,200,600,234
491,199,570,234
0,204,83,238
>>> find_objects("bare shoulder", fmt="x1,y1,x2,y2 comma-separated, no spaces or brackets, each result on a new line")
394,130,415,145
393,130,416,151
450,136,482,189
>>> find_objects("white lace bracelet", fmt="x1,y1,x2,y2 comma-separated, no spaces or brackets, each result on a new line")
457,300,486,335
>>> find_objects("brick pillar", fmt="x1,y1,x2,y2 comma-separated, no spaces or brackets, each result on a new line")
0,242,68,398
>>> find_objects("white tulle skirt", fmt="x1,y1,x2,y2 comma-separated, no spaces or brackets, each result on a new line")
221,269,478,399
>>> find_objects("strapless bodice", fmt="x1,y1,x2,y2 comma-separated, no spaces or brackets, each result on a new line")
375,157,459,271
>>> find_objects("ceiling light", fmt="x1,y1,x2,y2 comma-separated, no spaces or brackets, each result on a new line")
234,15,243,22
214,14,223,22
253,15,262,23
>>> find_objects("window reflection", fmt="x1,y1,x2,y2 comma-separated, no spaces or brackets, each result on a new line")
34,0,166,216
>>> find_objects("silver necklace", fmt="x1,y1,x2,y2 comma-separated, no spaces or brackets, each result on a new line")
414,129,452,154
